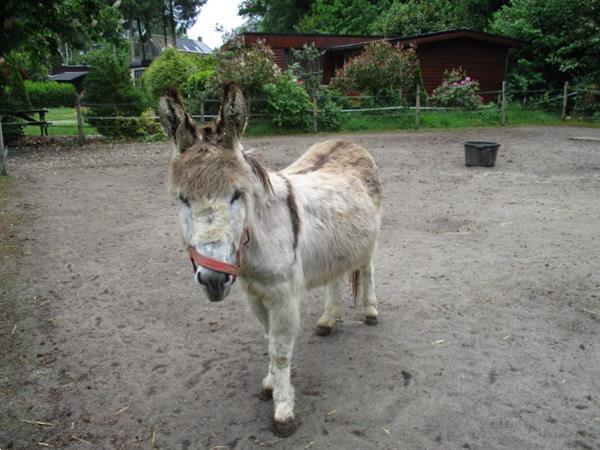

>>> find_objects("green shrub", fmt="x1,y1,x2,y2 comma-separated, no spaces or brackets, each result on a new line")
143,48,216,101
185,69,217,114
264,74,312,129
83,50,144,137
212,39,280,99
572,80,600,119
136,107,164,139
25,80,77,107
430,68,483,109
333,40,418,97
316,88,343,131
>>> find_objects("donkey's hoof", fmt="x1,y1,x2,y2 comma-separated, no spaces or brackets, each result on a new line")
364,316,378,326
315,325,332,336
259,387,273,401
273,417,297,437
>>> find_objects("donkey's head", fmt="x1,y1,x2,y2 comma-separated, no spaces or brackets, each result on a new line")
159,83,253,302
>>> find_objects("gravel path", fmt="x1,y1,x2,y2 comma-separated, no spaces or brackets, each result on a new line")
2,126,599,449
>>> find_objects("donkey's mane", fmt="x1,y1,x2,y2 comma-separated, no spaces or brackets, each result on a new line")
243,152,273,194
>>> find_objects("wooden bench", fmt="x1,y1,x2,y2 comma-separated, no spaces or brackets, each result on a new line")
14,109,51,136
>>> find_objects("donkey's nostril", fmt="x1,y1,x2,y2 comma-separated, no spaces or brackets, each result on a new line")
196,270,206,286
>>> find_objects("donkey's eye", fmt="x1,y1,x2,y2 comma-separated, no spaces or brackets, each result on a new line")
179,194,190,207
230,190,242,204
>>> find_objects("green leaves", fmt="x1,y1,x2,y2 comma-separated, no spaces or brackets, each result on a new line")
333,41,419,97
430,68,483,109
212,40,280,98
489,0,600,88
264,75,312,128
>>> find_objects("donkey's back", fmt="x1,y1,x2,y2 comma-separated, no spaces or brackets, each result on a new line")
281,140,382,289
283,140,382,207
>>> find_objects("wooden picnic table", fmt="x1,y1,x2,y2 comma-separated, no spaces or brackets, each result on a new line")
15,109,50,136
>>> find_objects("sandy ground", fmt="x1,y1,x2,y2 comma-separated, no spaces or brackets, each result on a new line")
1,126,599,449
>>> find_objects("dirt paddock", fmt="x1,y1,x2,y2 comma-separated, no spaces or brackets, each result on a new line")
2,126,599,449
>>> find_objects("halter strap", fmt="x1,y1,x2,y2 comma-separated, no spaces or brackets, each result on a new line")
187,226,249,281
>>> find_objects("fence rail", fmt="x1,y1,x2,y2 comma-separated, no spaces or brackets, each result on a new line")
1,81,598,150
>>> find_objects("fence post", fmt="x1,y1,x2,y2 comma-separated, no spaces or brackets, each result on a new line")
501,81,507,126
0,116,7,176
312,97,318,132
200,94,205,123
561,81,569,120
398,89,403,106
76,96,85,146
415,85,421,129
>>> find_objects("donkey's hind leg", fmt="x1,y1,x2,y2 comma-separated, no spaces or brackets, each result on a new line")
316,275,343,336
361,260,379,325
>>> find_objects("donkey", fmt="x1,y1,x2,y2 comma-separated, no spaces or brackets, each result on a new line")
158,83,382,437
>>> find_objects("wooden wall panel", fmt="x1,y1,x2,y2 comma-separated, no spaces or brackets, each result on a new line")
417,38,508,99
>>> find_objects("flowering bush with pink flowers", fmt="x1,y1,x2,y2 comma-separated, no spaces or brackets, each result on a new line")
430,68,483,109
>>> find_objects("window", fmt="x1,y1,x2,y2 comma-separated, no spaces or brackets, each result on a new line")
283,48,325,83
132,68,145,87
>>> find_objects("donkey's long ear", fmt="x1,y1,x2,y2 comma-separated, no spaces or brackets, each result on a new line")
158,87,198,155
215,82,247,150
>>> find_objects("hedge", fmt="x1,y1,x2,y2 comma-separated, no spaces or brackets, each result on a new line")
24,80,78,108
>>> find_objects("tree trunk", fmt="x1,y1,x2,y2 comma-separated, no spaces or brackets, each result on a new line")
0,118,7,176
137,19,146,61
129,26,136,61
161,6,168,50
168,0,177,48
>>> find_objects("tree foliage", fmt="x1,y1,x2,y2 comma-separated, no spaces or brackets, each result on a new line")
333,40,419,96
371,0,509,36
239,0,509,35
296,0,380,35
0,0,122,60
83,50,144,137
239,0,312,33
143,47,214,99
489,0,600,89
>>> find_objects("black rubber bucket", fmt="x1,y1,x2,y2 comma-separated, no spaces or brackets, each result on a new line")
464,141,500,167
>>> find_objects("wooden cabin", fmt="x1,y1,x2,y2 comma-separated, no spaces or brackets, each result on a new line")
239,28,522,99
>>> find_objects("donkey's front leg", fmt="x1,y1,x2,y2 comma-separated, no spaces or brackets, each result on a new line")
247,296,274,400
268,298,300,437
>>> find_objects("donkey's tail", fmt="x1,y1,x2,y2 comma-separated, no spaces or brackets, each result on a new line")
350,270,361,308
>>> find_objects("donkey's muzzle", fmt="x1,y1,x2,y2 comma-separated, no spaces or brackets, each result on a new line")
196,269,233,302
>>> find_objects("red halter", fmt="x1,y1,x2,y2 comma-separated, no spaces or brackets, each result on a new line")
187,226,249,281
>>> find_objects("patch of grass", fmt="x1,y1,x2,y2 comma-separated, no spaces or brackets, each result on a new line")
23,107,98,136
22,105,599,139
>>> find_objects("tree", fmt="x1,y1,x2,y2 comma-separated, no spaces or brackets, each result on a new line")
164,0,207,46
239,0,313,33
370,0,457,36
83,50,144,137
296,0,380,35
0,0,122,60
121,0,206,61
370,0,509,36
489,0,600,89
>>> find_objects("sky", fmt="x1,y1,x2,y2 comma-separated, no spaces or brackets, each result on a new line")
188,0,246,50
